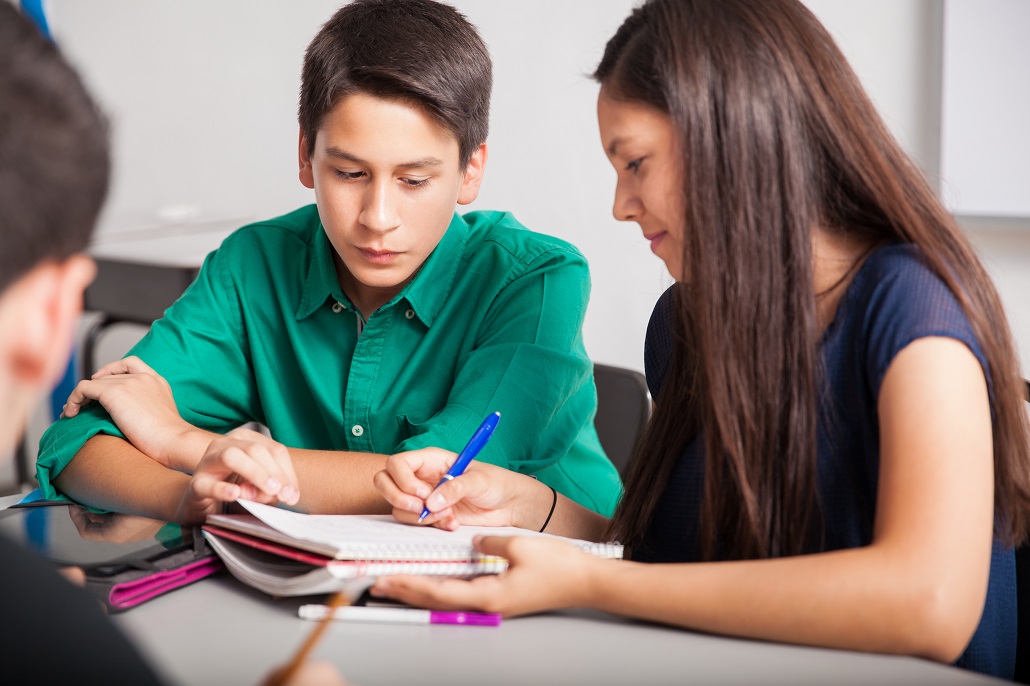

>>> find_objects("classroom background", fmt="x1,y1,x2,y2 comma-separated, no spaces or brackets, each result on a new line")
2,0,1028,492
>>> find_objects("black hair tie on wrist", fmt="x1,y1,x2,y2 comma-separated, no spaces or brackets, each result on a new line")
539,485,558,533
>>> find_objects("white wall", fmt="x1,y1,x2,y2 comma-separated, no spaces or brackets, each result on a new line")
805,2,1030,375
36,0,959,368
6,0,1029,492
940,0,1030,217
46,0,1028,374
46,0,665,371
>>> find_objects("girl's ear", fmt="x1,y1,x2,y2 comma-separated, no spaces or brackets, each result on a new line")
457,143,488,206
299,128,315,189
1,256,95,387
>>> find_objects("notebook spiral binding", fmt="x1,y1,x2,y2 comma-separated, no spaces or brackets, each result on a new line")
345,540,622,576
353,554,509,577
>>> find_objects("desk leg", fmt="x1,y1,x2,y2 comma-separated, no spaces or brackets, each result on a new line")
15,433,32,489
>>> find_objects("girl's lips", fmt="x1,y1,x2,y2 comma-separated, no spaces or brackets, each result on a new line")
646,232,666,253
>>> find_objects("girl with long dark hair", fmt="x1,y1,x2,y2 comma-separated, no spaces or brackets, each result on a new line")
370,0,1030,677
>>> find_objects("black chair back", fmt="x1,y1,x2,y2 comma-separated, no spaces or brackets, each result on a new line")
593,363,651,477
1014,378,1030,683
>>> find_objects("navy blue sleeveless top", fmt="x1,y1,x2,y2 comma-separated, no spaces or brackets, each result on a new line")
640,244,1015,678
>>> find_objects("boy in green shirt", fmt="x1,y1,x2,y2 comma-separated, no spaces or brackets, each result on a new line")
38,0,621,523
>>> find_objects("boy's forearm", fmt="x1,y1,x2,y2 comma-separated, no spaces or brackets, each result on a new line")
54,439,406,518
288,448,394,515
53,434,191,521
510,478,610,541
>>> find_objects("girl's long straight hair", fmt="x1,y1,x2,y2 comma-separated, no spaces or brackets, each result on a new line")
599,0,1030,559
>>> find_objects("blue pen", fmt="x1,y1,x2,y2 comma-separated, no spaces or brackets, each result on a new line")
418,412,500,523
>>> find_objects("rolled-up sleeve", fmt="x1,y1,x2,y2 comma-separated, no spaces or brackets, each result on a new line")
394,246,620,515
35,243,258,500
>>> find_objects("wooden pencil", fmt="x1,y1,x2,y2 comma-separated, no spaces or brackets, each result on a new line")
267,590,350,686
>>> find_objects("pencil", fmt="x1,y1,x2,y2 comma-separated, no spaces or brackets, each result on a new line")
268,590,350,686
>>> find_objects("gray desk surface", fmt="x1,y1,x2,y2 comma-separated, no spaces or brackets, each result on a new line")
110,572,1002,686
0,496,1003,685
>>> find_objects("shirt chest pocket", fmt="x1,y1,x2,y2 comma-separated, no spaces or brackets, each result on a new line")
395,413,433,442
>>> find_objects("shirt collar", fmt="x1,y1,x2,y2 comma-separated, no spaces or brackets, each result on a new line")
394,212,468,327
296,222,346,320
295,213,469,325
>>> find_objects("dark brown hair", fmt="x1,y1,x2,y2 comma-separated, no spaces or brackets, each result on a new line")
299,0,492,168
599,0,1030,558
0,4,109,292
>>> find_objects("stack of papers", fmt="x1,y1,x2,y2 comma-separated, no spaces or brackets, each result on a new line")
202,501,623,599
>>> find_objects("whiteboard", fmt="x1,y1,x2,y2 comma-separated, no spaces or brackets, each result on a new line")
940,0,1030,218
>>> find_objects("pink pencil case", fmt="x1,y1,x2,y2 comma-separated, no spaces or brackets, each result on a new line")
85,546,224,612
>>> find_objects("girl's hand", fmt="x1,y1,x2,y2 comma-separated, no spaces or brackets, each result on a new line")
174,427,300,524
370,534,604,616
373,447,530,530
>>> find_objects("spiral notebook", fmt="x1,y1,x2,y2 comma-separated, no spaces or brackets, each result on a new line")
202,500,623,599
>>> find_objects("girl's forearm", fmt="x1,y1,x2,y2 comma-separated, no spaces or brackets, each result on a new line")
584,543,987,663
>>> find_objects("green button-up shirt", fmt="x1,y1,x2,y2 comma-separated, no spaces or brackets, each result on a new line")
38,205,622,515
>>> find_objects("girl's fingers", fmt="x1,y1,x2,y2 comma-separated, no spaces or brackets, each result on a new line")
471,534,516,558
372,575,501,612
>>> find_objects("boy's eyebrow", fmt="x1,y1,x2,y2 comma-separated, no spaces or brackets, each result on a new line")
397,156,445,169
325,146,444,169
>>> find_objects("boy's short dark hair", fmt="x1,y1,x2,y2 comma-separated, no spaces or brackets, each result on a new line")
0,5,109,292
300,0,492,168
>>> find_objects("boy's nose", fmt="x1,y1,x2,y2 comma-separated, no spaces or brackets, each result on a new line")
359,181,401,233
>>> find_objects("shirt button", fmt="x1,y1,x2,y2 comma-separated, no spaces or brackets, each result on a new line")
405,309,415,320
351,424,364,437
332,302,344,313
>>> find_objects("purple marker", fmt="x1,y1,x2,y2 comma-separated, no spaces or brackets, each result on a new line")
298,604,502,627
